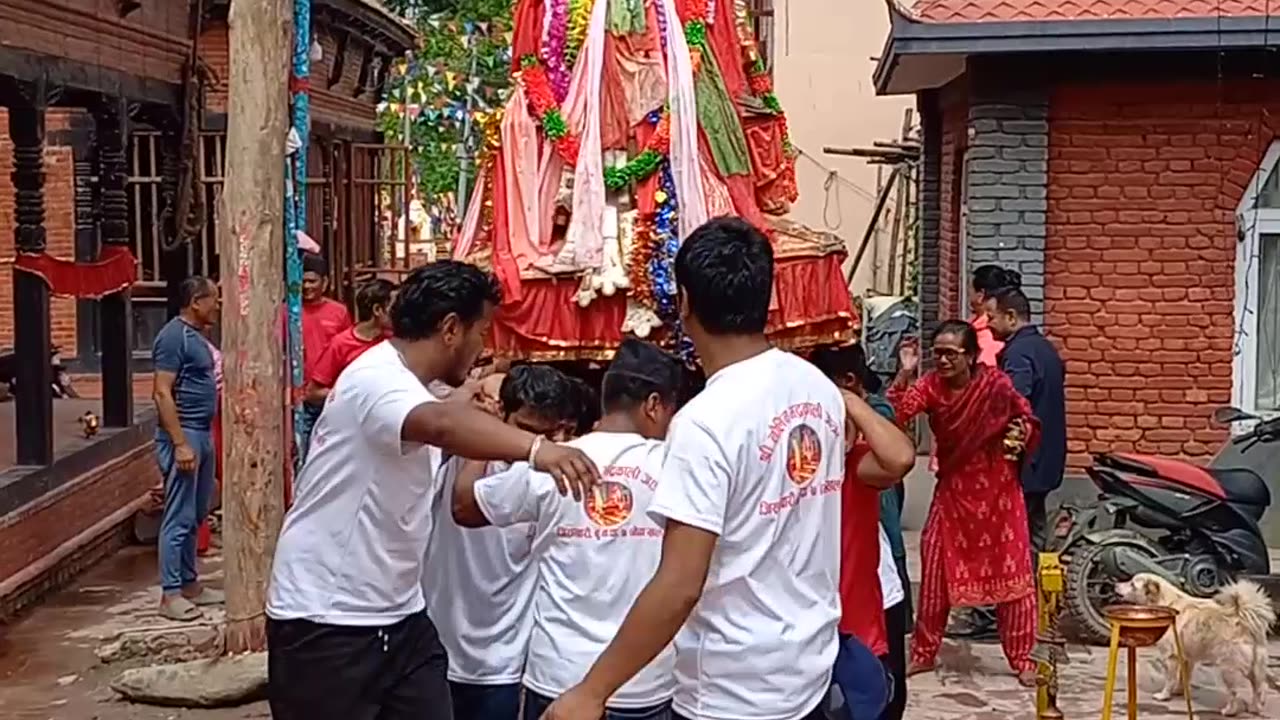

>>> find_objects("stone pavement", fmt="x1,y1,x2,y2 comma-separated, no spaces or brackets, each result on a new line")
906,635,1280,720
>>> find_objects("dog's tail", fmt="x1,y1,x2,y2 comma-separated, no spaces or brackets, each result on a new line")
1214,579,1277,641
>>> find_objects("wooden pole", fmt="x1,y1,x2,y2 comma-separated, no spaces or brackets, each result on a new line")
219,0,291,654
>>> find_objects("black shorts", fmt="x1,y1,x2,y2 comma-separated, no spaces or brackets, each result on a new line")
267,610,452,720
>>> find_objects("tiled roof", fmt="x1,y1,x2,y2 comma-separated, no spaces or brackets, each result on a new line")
911,0,1275,23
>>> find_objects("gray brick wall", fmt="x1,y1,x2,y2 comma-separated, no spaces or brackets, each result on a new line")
965,91,1048,320
918,91,942,342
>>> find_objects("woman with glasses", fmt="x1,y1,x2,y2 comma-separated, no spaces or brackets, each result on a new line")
889,320,1041,687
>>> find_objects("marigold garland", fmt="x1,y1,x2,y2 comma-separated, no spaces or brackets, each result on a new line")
516,3,712,191
627,213,657,308
565,0,592,67
519,57,675,190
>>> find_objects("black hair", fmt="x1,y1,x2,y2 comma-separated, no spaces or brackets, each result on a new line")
601,339,682,413
809,342,881,395
568,376,601,436
178,276,215,308
932,319,980,357
674,216,773,335
972,264,1021,295
992,287,1032,321
390,260,502,341
354,278,396,321
302,252,329,277
499,364,573,419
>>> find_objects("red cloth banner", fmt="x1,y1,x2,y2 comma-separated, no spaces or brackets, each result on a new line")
13,245,138,298
487,253,856,359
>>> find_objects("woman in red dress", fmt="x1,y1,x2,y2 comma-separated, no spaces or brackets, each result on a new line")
890,320,1040,685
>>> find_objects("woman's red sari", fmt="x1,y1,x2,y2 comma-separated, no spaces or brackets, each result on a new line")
890,365,1040,606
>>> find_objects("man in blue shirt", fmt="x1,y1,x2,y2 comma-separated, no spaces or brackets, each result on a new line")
986,287,1067,550
152,276,222,621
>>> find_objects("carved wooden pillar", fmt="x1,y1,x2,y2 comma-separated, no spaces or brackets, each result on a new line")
71,113,101,370
9,78,54,465
93,96,134,428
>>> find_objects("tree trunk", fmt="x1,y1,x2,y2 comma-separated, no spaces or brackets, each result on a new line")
219,0,292,654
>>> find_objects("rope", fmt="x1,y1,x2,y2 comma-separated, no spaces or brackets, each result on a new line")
162,59,213,252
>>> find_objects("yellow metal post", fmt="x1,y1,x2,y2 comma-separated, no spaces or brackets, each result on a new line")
1035,552,1068,720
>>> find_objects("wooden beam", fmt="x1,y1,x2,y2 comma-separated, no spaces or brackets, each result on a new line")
6,75,54,466
0,45,179,107
93,95,135,428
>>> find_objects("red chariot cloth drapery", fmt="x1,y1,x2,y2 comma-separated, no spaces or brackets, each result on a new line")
13,245,138,298
487,253,856,359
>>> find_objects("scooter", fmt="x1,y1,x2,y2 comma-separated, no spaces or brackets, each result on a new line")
1046,406,1275,644
0,345,79,399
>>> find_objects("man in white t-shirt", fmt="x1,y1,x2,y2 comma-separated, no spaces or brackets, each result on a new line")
453,339,683,720
423,365,577,720
264,261,599,720
543,217,915,720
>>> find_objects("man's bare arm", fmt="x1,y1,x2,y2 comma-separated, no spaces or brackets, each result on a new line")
403,401,598,495
574,521,715,701
152,371,187,447
843,390,915,488
451,459,494,528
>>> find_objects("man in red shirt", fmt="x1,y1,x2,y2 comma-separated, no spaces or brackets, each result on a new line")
811,343,913,720
296,252,352,455
306,278,395,406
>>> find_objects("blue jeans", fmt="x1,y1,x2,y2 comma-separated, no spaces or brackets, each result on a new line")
450,681,521,720
524,688,670,720
157,429,216,594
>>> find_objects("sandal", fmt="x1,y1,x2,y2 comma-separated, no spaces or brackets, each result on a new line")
159,596,202,622
1016,669,1039,688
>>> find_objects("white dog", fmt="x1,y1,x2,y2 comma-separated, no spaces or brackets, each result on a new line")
1117,573,1275,716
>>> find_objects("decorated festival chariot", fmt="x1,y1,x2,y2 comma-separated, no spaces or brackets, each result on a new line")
452,0,857,362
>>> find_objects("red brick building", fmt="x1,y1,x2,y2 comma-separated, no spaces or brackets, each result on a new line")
876,0,1280,470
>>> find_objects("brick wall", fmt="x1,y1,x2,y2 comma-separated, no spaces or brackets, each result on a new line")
1046,81,1279,469
966,91,1049,320
0,441,158,591
938,99,967,323
0,108,79,355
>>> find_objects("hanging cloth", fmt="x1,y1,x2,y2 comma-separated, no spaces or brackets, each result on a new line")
659,0,708,239
691,42,753,178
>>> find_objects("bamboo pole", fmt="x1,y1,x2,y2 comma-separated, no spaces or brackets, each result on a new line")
220,0,290,654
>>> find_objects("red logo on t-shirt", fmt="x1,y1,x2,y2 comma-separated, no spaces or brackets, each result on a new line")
583,481,634,528
785,424,823,487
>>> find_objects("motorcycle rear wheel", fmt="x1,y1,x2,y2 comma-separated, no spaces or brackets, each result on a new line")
1061,530,1164,645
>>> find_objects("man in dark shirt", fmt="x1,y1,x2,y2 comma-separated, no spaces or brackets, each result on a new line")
986,288,1068,550
152,276,222,621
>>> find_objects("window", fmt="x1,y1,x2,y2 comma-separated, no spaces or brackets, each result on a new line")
1233,141,1280,413
749,0,775,73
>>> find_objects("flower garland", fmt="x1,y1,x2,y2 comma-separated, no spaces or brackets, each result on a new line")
627,213,657,308
519,59,673,190
541,0,572,101
515,3,714,192
564,0,593,68
519,56,582,164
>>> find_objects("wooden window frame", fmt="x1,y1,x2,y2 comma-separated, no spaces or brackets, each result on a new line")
749,0,775,74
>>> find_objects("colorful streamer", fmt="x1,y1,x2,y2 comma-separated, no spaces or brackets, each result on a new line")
286,0,310,470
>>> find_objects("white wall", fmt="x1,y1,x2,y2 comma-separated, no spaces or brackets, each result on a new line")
771,0,911,296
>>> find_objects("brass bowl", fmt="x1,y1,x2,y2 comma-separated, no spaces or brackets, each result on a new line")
1103,604,1178,648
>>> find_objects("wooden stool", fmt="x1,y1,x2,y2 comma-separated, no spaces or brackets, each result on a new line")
1100,605,1194,720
